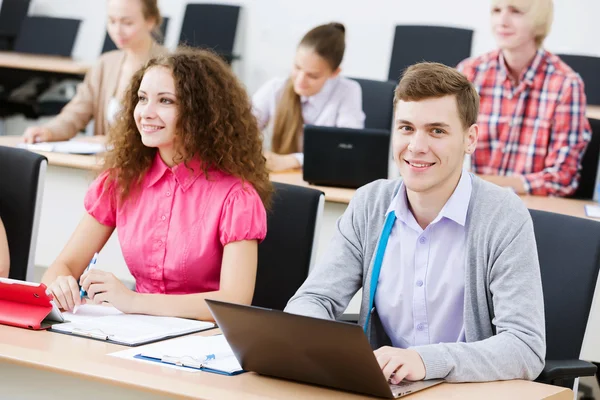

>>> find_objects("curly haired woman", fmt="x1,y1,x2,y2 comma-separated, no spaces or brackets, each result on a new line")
42,48,272,320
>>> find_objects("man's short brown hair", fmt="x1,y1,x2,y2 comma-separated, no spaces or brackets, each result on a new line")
394,62,480,130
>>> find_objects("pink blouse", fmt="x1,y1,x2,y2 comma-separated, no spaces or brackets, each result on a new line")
84,153,267,295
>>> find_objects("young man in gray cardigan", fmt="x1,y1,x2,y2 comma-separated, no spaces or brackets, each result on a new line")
285,62,545,384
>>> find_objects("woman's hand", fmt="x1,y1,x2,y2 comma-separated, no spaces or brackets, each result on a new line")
47,275,81,311
23,126,53,143
264,151,301,172
80,270,138,313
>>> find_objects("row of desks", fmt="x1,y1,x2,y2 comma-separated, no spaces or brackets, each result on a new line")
0,323,573,399
1,135,599,367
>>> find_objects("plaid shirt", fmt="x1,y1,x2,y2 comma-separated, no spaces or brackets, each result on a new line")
458,49,591,196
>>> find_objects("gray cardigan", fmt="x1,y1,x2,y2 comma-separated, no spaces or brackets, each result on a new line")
285,175,546,382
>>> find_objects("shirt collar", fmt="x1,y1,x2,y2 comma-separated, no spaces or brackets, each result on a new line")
146,152,204,191
387,170,473,228
498,48,546,87
299,76,338,110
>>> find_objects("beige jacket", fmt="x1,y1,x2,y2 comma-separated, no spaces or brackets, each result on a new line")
44,44,167,141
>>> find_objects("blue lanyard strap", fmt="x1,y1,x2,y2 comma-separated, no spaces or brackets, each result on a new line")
364,210,397,333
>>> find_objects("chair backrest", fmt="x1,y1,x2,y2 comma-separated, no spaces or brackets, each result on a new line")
388,25,473,81
253,182,324,310
558,54,600,105
101,17,169,54
530,209,600,360
0,0,31,50
350,78,396,131
0,146,47,282
178,4,240,59
570,118,600,200
14,16,80,57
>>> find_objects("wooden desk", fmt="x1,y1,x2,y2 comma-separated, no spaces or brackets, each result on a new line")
0,51,90,75
0,135,103,169
270,170,355,204
588,105,600,121
0,324,572,400
1,135,600,363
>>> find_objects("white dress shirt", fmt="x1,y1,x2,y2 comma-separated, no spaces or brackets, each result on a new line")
375,172,472,348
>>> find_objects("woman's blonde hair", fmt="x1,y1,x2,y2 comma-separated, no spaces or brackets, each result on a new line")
271,22,346,155
492,0,554,47
139,0,163,41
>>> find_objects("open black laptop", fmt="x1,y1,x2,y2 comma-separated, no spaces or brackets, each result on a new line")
205,300,443,398
302,125,391,189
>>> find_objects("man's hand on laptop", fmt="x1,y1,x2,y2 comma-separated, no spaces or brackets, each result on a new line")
374,346,426,384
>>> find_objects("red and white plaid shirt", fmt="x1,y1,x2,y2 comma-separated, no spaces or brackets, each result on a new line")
458,49,591,196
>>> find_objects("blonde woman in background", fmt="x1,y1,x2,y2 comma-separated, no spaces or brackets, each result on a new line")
252,22,365,172
457,0,590,196
23,0,167,143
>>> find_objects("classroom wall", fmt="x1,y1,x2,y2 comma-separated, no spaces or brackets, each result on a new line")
18,0,600,94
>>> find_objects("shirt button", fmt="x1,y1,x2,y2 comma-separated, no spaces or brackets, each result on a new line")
157,240,163,245
166,191,171,196
161,215,166,221
416,280,423,287
419,237,426,244
417,323,425,331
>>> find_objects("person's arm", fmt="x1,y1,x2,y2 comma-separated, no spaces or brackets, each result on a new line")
335,80,366,129
520,76,591,196
82,240,258,321
252,78,278,131
409,201,545,382
41,213,115,310
0,217,9,278
285,190,365,320
478,175,526,194
40,59,104,142
265,150,301,171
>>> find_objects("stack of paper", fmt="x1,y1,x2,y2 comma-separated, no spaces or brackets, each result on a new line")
52,304,215,346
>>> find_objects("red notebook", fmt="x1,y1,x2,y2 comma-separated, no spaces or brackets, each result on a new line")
0,278,64,330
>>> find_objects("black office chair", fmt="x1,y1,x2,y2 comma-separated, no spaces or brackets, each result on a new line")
14,16,80,57
101,17,170,53
0,146,47,282
529,209,599,388
558,54,600,106
253,182,324,311
570,118,600,200
0,16,81,119
388,25,473,81
350,78,396,131
178,3,241,64
0,0,31,51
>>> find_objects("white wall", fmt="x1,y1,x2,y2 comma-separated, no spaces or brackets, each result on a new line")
15,0,600,94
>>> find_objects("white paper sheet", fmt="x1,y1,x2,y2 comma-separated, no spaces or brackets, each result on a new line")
585,204,600,218
110,335,242,374
61,304,124,324
17,140,106,154
51,308,214,346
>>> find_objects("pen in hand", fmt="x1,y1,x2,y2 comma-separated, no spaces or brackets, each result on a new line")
73,252,99,314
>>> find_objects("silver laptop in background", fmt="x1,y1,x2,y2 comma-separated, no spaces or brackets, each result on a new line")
206,300,443,398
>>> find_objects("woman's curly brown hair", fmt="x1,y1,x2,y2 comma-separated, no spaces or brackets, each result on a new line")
103,47,272,208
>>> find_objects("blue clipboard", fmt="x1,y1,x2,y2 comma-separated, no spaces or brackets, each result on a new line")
133,353,246,376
